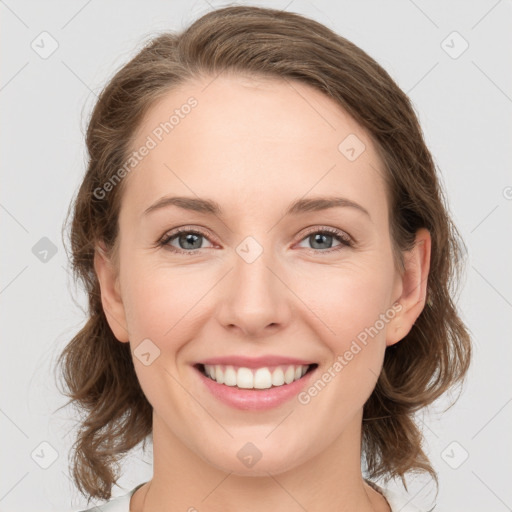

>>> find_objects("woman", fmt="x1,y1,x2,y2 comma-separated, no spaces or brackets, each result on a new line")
58,5,471,512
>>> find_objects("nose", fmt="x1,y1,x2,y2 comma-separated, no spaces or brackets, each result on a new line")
215,243,292,339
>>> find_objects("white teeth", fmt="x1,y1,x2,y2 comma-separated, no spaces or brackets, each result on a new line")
284,366,295,384
237,367,254,389
254,368,272,389
271,367,285,386
224,366,237,386
202,364,311,389
215,366,224,384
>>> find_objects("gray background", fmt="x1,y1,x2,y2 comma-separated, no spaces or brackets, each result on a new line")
1,0,511,511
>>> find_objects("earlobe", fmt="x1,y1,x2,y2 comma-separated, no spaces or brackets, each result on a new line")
386,228,431,347
93,241,130,343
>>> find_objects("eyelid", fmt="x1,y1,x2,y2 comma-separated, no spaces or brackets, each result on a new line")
297,225,353,245
157,225,218,249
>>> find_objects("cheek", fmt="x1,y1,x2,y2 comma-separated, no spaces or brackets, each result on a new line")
122,262,205,341
292,259,396,404
292,271,393,417
294,259,396,346
121,265,206,409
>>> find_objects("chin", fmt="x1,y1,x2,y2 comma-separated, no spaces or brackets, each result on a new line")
198,439,309,477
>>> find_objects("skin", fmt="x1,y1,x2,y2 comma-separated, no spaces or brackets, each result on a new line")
94,73,430,512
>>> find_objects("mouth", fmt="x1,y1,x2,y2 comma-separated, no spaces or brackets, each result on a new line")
194,362,319,390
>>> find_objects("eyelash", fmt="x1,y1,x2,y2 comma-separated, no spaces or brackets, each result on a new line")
157,226,353,256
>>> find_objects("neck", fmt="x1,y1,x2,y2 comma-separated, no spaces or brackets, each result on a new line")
131,410,389,512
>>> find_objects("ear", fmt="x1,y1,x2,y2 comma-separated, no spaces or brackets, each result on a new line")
386,228,431,347
93,241,130,343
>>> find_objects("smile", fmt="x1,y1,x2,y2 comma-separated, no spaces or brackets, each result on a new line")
197,363,317,389
193,363,319,410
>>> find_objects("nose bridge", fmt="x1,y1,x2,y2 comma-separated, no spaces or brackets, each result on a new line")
236,237,276,296
217,234,290,336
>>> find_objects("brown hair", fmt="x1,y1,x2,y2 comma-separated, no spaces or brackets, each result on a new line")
56,4,472,502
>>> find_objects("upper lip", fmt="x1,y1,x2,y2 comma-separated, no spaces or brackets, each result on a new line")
195,355,316,368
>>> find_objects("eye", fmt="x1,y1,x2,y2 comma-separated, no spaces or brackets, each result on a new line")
295,226,353,253
158,227,215,254
158,226,353,255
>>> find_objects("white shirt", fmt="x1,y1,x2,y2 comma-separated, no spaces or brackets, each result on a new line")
77,480,426,511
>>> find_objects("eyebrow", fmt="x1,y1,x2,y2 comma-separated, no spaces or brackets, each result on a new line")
143,195,371,219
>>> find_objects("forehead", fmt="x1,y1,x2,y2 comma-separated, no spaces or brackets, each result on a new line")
122,73,387,220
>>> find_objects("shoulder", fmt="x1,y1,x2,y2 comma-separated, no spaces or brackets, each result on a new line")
75,483,146,512
366,480,428,512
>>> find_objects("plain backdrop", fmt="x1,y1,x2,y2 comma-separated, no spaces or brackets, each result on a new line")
1,1,511,511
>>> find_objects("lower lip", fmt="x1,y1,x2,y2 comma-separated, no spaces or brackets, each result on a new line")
194,365,317,411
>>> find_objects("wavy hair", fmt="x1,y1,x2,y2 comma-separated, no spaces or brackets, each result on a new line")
56,4,472,502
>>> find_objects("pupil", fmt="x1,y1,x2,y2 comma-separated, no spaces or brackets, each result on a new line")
181,233,201,250
311,233,332,249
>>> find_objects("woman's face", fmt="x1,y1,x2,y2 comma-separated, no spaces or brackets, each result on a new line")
96,73,426,476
